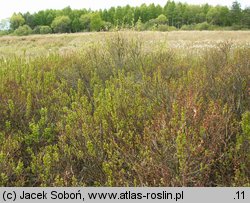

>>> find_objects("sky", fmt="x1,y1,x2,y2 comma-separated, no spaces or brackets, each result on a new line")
0,0,249,20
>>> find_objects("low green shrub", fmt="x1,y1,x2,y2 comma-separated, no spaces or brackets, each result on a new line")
157,25,169,32
195,22,211,30
14,25,32,36
39,26,52,34
0,34,249,186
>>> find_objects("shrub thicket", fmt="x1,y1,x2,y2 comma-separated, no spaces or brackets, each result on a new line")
14,25,32,36
39,26,53,34
0,33,249,186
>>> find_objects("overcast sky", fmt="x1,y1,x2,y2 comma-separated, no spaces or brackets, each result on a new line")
0,0,249,20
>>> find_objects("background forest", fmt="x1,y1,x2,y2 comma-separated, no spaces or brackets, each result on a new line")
0,0,250,36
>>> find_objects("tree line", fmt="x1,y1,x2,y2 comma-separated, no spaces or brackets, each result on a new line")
1,0,250,35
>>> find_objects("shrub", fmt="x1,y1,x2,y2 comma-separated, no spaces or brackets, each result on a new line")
51,16,71,33
231,24,243,30
39,26,52,34
135,18,145,31
102,22,112,31
32,26,41,34
157,24,168,32
181,24,195,30
90,13,104,32
79,13,91,32
0,30,10,36
195,22,211,30
156,14,168,24
0,33,249,187
168,26,177,31
14,25,32,36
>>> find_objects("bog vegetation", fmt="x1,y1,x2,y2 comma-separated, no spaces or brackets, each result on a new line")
0,31,249,187
0,0,250,36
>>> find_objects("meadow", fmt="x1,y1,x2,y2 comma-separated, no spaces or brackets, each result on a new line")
0,31,249,186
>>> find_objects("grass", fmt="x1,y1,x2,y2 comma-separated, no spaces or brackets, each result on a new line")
0,31,250,57
0,31,249,186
